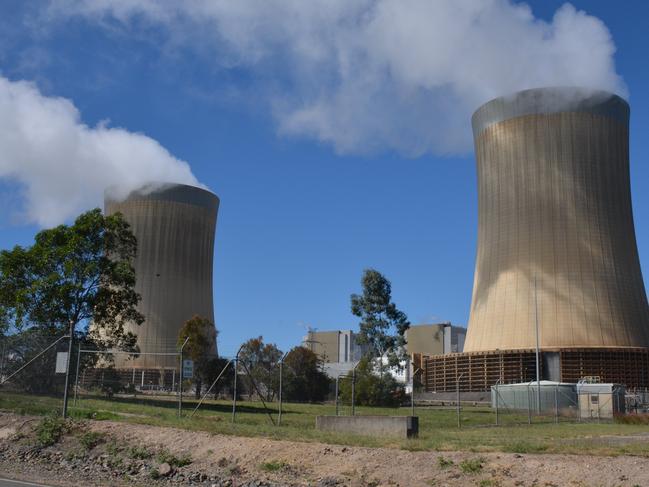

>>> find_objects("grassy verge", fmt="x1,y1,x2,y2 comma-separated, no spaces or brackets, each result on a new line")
2,391,649,455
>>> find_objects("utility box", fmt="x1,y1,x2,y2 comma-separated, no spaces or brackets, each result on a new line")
577,383,625,419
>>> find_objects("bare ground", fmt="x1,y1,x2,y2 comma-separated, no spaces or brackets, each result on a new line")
0,413,648,487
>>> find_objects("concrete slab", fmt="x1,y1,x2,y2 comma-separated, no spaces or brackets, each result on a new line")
315,415,418,438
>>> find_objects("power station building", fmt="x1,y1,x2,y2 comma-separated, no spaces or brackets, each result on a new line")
104,183,219,370
422,87,649,392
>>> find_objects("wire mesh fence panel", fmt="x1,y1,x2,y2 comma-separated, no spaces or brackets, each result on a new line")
0,330,71,415
70,348,240,418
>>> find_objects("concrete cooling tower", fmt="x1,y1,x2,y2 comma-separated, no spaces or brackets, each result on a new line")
464,87,649,352
104,183,219,369
423,87,649,391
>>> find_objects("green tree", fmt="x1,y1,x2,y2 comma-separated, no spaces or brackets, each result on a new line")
239,336,282,401
177,315,217,398
0,208,143,348
202,356,234,398
339,357,405,408
282,346,330,403
351,268,410,367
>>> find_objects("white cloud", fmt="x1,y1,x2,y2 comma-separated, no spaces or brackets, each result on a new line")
47,0,626,156
0,76,199,226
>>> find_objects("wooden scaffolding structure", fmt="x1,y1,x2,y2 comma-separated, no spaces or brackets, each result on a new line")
421,348,649,392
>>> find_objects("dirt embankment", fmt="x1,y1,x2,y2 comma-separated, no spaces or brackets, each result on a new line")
0,413,647,487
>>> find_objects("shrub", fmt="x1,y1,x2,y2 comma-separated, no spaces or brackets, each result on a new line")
35,415,69,447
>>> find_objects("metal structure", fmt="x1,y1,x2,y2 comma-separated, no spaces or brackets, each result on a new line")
465,87,648,352
104,183,219,369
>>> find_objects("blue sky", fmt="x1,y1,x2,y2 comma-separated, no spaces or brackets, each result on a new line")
0,1,647,357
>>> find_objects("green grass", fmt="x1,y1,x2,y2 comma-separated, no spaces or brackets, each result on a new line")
3,391,649,456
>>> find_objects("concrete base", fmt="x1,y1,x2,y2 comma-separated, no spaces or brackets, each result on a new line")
315,415,418,438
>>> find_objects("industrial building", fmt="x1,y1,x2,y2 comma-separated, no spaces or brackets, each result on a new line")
104,182,219,370
306,324,464,380
405,323,465,356
421,87,649,392
303,329,365,377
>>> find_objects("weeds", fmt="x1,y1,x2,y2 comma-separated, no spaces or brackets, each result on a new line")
437,456,454,469
616,413,649,425
127,444,153,460
503,441,548,454
78,431,105,450
260,460,289,472
478,480,500,487
157,448,192,467
218,457,242,476
459,457,485,474
105,439,122,456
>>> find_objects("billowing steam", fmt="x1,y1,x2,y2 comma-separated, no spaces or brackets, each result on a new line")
49,0,626,156
0,76,200,227
1,1,627,226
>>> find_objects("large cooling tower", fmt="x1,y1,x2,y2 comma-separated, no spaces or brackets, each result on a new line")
104,183,219,368
464,87,649,353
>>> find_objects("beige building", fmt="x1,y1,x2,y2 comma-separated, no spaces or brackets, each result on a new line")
405,323,465,356
303,330,360,364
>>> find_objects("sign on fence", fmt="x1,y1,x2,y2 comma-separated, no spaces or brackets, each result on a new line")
182,359,194,379
55,352,68,373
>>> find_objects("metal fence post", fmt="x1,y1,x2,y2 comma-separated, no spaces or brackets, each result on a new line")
351,367,356,416
410,367,420,418
178,336,189,418
597,392,601,423
231,358,238,423
554,384,559,424
577,389,582,422
335,376,339,416
494,385,499,426
456,373,463,428
527,383,532,425
73,345,82,407
231,345,243,424
62,320,75,419
278,358,284,426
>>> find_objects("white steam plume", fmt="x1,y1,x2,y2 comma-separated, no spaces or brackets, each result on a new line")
48,0,626,155
0,76,200,227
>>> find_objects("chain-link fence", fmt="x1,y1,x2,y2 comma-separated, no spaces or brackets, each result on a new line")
0,330,68,396
2,329,647,432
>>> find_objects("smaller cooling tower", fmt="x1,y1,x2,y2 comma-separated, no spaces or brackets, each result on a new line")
104,183,219,369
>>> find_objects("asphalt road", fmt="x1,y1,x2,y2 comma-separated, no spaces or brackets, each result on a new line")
0,479,53,487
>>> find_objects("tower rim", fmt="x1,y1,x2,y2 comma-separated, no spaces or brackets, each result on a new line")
471,86,629,137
